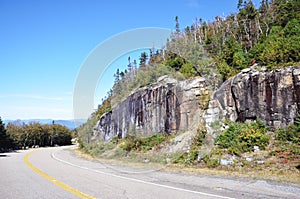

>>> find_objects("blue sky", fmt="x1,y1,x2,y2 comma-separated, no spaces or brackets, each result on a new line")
0,0,260,120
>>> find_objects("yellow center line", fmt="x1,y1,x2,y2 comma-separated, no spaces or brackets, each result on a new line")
24,150,96,199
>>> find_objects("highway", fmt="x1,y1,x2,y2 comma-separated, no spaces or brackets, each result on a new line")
0,146,299,199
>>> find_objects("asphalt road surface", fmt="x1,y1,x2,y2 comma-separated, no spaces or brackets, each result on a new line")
1,146,299,199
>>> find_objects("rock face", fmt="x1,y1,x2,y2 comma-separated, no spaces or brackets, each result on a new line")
94,76,209,141
206,66,300,129
95,66,300,142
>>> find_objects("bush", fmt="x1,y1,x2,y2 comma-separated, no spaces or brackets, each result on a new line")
120,134,169,152
216,120,270,155
275,115,300,144
207,158,220,168
275,116,300,144
188,130,207,162
275,126,299,144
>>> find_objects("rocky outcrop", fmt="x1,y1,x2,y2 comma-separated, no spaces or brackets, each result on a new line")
95,66,300,142
206,66,300,129
94,76,210,141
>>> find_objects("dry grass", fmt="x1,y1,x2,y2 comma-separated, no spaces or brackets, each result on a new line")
70,146,300,185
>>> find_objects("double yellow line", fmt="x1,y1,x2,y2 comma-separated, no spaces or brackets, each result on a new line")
24,151,96,199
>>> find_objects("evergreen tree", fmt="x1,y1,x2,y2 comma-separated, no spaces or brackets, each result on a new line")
127,56,132,72
0,117,13,150
175,16,180,33
139,52,148,67
114,69,120,83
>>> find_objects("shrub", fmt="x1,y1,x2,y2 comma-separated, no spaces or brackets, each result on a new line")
189,130,207,162
276,115,300,144
120,134,169,152
216,120,270,155
207,158,220,168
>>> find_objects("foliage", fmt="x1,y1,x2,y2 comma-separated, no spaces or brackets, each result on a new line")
181,0,300,79
75,113,98,147
275,116,300,144
205,157,220,168
188,130,207,163
0,117,14,151
6,121,72,148
120,134,169,152
111,63,184,105
270,117,300,160
251,19,300,68
95,98,112,119
216,120,270,155
179,63,198,78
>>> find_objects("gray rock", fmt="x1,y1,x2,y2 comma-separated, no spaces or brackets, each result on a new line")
241,68,251,73
257,160,265,165
94,76,209,141
210,66,300,128
254,146,260,152
94,66,300,144
246,157,253,162
220,158,234,166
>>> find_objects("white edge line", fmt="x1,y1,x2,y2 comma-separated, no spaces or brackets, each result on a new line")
51,150,235,199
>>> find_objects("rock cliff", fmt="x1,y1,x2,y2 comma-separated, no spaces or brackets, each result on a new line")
94,66,300,142
205,66,300,130
94,76,210,141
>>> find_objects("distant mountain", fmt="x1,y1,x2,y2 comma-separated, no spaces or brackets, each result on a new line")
3,119,86,130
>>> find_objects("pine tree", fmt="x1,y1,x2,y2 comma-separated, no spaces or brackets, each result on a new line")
0,117,13,150
114,69,120,83
175,16,180,33
139,52,148,67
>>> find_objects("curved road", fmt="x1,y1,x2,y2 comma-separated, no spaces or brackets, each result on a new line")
1,146,299,199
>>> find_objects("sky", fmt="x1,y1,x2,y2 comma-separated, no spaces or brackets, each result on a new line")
0,0,261,120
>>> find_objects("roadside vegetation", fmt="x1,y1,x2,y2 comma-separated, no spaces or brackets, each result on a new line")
0,117,72,152
77,118,300,184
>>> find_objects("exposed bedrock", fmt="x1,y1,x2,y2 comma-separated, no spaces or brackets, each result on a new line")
206,66,300,131
94,76,209,141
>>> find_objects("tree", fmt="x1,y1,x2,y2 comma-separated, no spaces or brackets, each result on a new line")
175,16,180,33
127,56,132,72
114,69,120,83
120,71,125,79
0,117,14,150
6,121,24,148
269,0,300,27
139,52,148,67
251,18,300,67
6,121,72,148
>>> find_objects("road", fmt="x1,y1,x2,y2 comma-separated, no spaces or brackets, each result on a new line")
0,146,299,199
